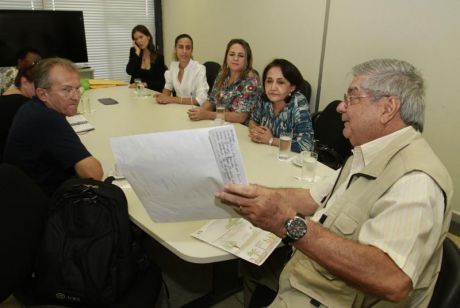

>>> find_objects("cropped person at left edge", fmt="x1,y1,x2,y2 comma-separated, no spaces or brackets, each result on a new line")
155,33,209,106
4,58,103,196
126,24,167,92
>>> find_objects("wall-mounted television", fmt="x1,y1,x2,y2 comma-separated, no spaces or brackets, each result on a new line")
0,10,88,67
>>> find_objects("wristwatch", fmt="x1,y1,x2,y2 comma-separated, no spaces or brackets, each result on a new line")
282,213,307,245
268,137,274,146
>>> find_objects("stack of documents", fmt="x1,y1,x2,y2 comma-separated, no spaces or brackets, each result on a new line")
66,114,95,133
88,79,128,89
192,218,281,266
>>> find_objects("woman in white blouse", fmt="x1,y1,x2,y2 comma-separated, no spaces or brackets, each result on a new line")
155,34,209,106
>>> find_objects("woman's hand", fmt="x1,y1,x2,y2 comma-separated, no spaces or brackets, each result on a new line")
133,41,141,55
188,108,211,121
155,93,170,104
249,126,273,144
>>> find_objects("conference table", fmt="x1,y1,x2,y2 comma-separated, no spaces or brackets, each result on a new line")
79,86,335,264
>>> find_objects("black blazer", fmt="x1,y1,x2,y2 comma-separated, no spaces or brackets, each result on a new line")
126,47,167,92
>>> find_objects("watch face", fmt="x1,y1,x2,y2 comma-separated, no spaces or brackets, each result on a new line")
287,216,307,240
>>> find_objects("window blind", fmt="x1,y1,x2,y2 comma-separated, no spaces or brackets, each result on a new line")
0,1,42,10
0,0,156,81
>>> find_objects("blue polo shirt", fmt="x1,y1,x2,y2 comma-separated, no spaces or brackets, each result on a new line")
4,97,91,195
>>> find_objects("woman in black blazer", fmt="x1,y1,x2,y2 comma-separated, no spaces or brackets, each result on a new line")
126,25,167,92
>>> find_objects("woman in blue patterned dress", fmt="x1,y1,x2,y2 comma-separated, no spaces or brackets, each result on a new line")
249,59,313,152
188,38,261,124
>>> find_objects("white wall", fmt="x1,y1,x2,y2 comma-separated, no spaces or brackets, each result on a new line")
320,0,460,213
162,0,327,108
163,0,460,213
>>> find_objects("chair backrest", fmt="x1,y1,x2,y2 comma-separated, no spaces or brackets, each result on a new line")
203,61,221,93
0,163,48,302
312,100,352,169
298,79,312,103
428,237,460,308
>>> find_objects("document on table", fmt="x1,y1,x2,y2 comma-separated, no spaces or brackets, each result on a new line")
191,218,281,266
66,115,95,133
110,125,247,222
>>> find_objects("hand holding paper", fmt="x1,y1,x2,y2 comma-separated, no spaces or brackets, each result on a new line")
110,125,247,222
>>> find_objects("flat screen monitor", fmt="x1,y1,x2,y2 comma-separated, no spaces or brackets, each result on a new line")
0,10,88,67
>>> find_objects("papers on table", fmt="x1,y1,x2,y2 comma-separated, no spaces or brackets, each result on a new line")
88,79,128,89
66,115,95,133
192,218,281,266
110,125,247,222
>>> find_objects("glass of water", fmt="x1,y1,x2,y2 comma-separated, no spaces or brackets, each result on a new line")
215,102,225,125
278,128,292,160
134,78,144,96
300,150,318,182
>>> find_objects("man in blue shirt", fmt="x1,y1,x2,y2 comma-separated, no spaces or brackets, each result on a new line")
4,57,103,195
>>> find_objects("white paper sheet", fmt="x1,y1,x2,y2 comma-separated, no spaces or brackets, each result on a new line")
191,218,281,266
66,115,95,133
110,125,247,222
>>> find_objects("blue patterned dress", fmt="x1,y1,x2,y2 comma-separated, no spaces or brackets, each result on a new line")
250,91,313,152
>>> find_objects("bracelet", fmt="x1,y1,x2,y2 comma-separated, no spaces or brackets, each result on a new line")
268,137,274,146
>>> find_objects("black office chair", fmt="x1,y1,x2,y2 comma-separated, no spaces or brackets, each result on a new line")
428,237,460,308
0,163,49,302
203,61,221,93
312,100,352,169
298,79,312,103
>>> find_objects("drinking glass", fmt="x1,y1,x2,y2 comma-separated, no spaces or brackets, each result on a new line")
134,78,144,96
278,129,292,160
79,91,90,114
300,150,318,182
215,103,225,125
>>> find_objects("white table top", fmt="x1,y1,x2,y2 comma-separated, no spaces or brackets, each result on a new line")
79,86,335,263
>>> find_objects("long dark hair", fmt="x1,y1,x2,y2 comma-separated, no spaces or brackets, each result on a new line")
214,38,256,90
262,58,304,103
131,24,159,64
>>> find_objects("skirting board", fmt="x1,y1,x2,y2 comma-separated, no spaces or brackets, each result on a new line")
450,211,460,235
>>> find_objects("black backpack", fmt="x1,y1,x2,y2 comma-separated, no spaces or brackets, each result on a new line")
34,177,137,305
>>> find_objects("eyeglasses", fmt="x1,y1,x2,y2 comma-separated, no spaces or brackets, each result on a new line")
47,86,81,99
343,93,370,107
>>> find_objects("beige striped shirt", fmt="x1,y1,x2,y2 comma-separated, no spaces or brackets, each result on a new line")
310,127,444,286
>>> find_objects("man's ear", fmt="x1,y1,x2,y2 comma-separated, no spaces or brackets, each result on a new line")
381,96,401,124
35,88,48,102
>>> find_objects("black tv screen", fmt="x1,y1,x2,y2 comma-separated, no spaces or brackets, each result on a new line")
0,10,88,67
